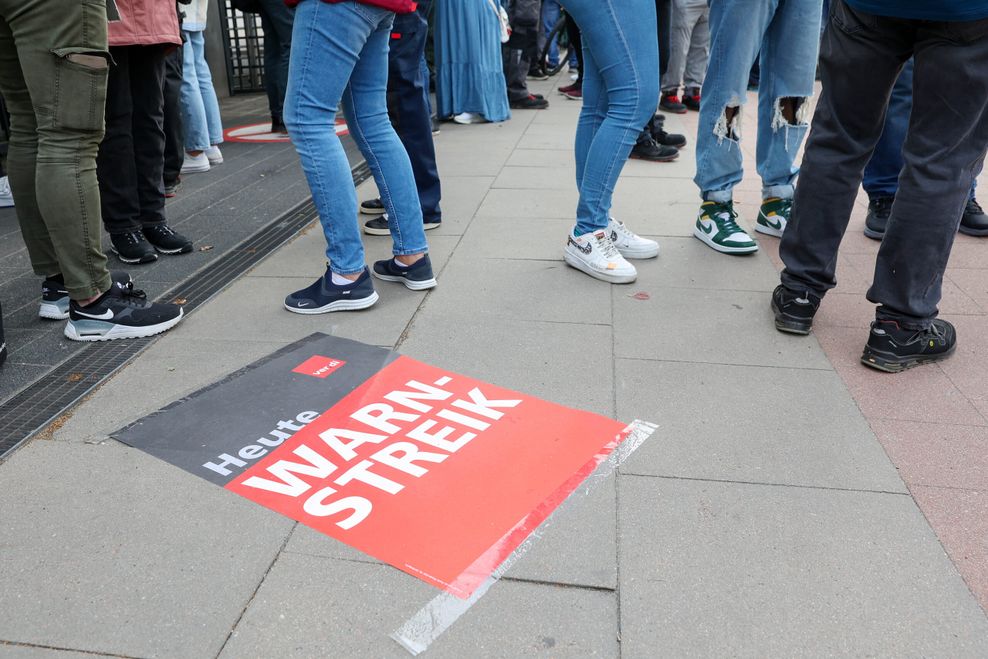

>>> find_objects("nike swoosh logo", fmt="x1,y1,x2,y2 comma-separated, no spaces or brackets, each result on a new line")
297,301,311,307
762,215,783,230
75,308,114,320
700,222,714,235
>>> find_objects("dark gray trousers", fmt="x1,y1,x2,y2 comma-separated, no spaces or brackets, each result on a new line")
503,0,541,102
780,1,988,329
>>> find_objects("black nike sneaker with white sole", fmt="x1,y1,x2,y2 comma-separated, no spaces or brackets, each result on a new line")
110,231,158,264
372,254,437,290
284,266,379,314
40,271,133,320
64,281,184,342
143,223,193,255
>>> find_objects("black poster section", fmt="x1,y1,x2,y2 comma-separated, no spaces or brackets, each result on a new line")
113,334,397,487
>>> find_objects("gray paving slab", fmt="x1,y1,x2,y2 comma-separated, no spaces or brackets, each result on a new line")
617,475,988,658
613,286,834,370
615,359,907,492
432,144,514,176
419,255,611,325
0,441,294,658
399,313,614,417
626,236,784,291
457,217,574,260
0,644,117,658
219,552,618,658
477,188,577,220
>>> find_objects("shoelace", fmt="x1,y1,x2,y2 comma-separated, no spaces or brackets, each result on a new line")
775,198,793,216
593,232,621,259
114,280,149,306
147,224,177,237
710,204,744,234
968,198,984,214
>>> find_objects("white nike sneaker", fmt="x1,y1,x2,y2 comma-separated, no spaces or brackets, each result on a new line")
205,145,224,166
564,229,637,284
608,218,659,259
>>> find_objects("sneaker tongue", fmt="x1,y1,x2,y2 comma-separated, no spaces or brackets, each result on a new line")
593,230,606,239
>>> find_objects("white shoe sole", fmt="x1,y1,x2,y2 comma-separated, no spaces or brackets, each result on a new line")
39,302,69,320
64,309,184,342
617,244,660,259
372,271,437,291
284,291,379,315
754,221,784,238
563,251,637,284
360,207,387,216
692,227,759,254
181,163,211,174
363,224,390,236
0,198,13,208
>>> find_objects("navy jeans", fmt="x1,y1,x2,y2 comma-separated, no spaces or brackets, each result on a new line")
388,1,441,224
257,0,294,122
863,58,978,201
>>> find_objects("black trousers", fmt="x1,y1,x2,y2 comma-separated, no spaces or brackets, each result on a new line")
388,0,442,224
162,45,184,187
780,1,988,328
97,45,168,235
503,0,541,102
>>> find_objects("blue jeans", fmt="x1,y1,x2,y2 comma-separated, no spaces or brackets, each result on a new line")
694,0,821,202
566,0,659,235
180,30,223,151
284,0,427,275
541,0,562,68
864,58,978,201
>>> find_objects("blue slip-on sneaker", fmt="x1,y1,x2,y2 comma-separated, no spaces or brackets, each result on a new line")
372,254,437,291
284,266,379,314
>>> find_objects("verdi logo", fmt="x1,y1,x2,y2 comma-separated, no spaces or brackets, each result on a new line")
293,355,346,379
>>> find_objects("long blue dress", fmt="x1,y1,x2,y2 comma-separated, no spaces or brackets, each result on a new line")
434,0,511,122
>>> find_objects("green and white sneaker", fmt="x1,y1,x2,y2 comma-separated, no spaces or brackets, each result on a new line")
693,200,758,254
755,197,792,238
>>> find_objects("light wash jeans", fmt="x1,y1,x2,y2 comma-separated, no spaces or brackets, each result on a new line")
565,0,659,235
541,0,561,68
180,30,224,151
284,0,427,275
694,0,821,202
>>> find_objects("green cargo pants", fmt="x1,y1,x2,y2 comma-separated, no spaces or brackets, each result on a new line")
0,0,112,300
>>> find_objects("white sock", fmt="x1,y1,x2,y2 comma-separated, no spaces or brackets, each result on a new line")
331,271,356,286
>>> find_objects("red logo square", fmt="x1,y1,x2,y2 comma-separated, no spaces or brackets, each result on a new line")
292,355,346,379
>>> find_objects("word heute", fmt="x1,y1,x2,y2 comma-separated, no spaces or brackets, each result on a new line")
242,376,520,530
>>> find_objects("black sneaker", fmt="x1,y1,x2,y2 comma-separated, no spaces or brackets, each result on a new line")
771,284,821,335
431,115,440,135
510,95,549,110
64,280,183,342
864,196,893,240
861,318,957,373
284,266,378,314
960,196,988,237
527,67,549,81
360,197,386,216
363,214,440,236
372,254,437,291
659,93,687,114
683,88,701,111
271,117,288,134
143,224,193,255
630,132,679,162
650,123,687,149
40,271,133,320
110,231,158,264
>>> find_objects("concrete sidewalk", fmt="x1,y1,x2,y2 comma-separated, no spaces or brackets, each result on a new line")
1,75,987,657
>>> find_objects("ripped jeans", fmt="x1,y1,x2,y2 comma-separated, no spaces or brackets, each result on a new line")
693,0,821,202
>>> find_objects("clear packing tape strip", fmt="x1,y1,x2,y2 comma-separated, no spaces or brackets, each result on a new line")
391,419,659,655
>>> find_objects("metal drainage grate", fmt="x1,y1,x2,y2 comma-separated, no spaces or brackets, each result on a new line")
0,163,372,460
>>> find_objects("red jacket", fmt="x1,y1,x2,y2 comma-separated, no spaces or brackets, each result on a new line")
108,0,182,47
284,0,417,14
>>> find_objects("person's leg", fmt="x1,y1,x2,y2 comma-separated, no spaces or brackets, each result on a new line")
129,45,169,229
565,13,584,85
258,0,294,127
660,0,691,95
180,32,210,152
694,0,777,202
189,31,224,147
779,2,909,302
566,0,659,233
0,0,112,299
284,0,398,276
573,42,608,196
98,46,143,237
162,46,184,188
542,0,561,68
682,2,710,92
387,5,442,226
754,0,820,202
869,22,988,328
861,58,913,199
503,0,541,103
656,0,671,79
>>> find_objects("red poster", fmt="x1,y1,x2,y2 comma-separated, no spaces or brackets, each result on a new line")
226,355,629,598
